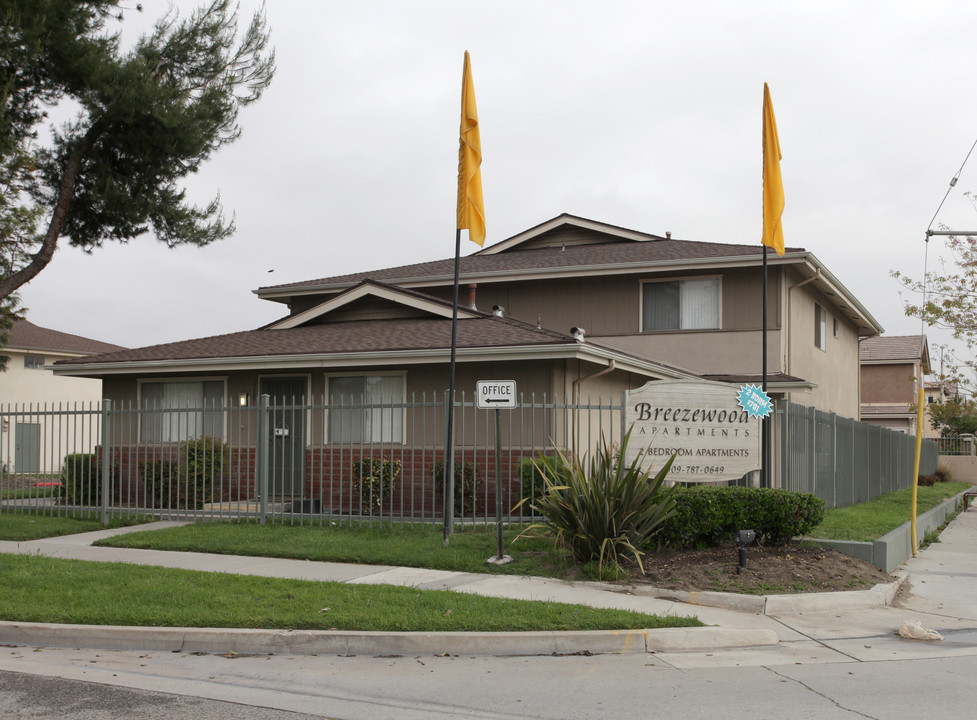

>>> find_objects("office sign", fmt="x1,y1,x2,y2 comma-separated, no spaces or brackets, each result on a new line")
625,380,761,483
476,380,517,409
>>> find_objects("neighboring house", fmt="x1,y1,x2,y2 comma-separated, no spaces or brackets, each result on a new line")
1,318,125,473
859,334,931,435
50,214,882,503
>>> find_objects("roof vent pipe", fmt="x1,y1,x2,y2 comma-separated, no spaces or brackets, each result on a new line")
492,305,504,318
468,283,477,311
666,231,672,239
570,327,586,343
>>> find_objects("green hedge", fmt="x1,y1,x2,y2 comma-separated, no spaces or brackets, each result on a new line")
353,457,401,514
431,460,480,515
140,437,228,510
58,453,119,505
517,455,565,510
654,486,825,548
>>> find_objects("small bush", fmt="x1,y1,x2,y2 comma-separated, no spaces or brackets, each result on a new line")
655,486,825,548
431,459,480,515
141,460,177,509
517,455,564,511
917,474,938,487
353,457,401,514
141,437,228,510
58,453,119,505
934,464,953,483
517,428,678,575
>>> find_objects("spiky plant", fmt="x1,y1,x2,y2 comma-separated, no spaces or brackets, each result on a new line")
518,427,677,575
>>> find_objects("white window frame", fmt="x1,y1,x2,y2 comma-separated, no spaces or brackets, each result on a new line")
23,354,45,370
324,371,407,445
639,275,722,333
137,377,228,442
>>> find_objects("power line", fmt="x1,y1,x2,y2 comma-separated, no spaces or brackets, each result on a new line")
927,134,977,235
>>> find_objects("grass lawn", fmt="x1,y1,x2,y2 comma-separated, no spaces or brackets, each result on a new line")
809,481,971,542
0,513,699,631
0,553,697,632
0,512,146,541
93,521,573,578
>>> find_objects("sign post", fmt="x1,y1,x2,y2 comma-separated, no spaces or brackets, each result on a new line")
477,380,516,565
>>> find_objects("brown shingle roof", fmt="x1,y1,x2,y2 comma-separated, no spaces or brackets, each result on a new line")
859,335,928,363
53,316,580,366
7,319,125,356
261,237,806,294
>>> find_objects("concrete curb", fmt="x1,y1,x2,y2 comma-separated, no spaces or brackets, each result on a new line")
622,575,907,615
802,489,973,572
0,621,778,657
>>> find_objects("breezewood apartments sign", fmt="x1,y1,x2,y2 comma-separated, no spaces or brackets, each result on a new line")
625,380,761,483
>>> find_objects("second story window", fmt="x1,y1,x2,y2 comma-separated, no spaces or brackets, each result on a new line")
641,278,720,332
23,354,45,369
815,303,826,351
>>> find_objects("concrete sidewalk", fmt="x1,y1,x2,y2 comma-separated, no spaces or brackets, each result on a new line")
2,508,976,658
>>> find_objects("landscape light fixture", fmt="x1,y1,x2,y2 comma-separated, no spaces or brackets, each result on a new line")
734,529,756,575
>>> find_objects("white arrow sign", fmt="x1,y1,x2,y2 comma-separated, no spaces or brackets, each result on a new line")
476,380,517,409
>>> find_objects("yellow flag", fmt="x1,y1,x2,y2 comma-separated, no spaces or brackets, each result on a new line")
761,83,785,255
457,51,485,246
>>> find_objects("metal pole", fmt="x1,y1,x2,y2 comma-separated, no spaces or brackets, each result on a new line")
100,399,112,527
444,228,462,546
495,407,503,559
258,394,270,525
761,246,769,488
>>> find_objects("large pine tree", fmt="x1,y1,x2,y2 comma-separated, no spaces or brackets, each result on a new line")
0,0,275,306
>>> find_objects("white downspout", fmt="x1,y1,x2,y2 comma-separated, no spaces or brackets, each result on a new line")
571,360,616,455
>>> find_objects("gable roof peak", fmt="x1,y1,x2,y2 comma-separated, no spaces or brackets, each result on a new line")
476,213,668,256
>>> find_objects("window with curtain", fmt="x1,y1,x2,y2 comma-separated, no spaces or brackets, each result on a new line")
140,380,224,442
327,375,404,443
642,278,720,331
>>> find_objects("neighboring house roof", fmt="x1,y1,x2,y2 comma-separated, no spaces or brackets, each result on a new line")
52,282,696,380
6,318,125,356
255,213,883,336
860,334,930,372
860,404,914,419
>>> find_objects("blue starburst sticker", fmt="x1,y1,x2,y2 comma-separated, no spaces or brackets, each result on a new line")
738,384,772,419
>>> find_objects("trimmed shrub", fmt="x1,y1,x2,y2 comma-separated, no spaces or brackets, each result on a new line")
141,460,178,509
141,437,228,510
353,457,401,514
518,429,678,574
59,454,98,505
431,459,480,515
917,474,938,487
58,453,119,505
655,486,825,548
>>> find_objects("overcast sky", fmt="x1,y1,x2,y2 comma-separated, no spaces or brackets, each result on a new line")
18,0,977,373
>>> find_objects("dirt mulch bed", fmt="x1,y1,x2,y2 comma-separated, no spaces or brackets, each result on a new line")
619,543,896,595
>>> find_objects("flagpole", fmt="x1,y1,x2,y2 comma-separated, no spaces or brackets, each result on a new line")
444,228,461,547
761,245,769,489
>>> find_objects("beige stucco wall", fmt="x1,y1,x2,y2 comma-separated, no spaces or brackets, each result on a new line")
427,266,782,341
1,349,107,473
783,277,862,418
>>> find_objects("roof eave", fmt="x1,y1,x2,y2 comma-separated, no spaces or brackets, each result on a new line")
51,343,694,380
254,252,809,302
